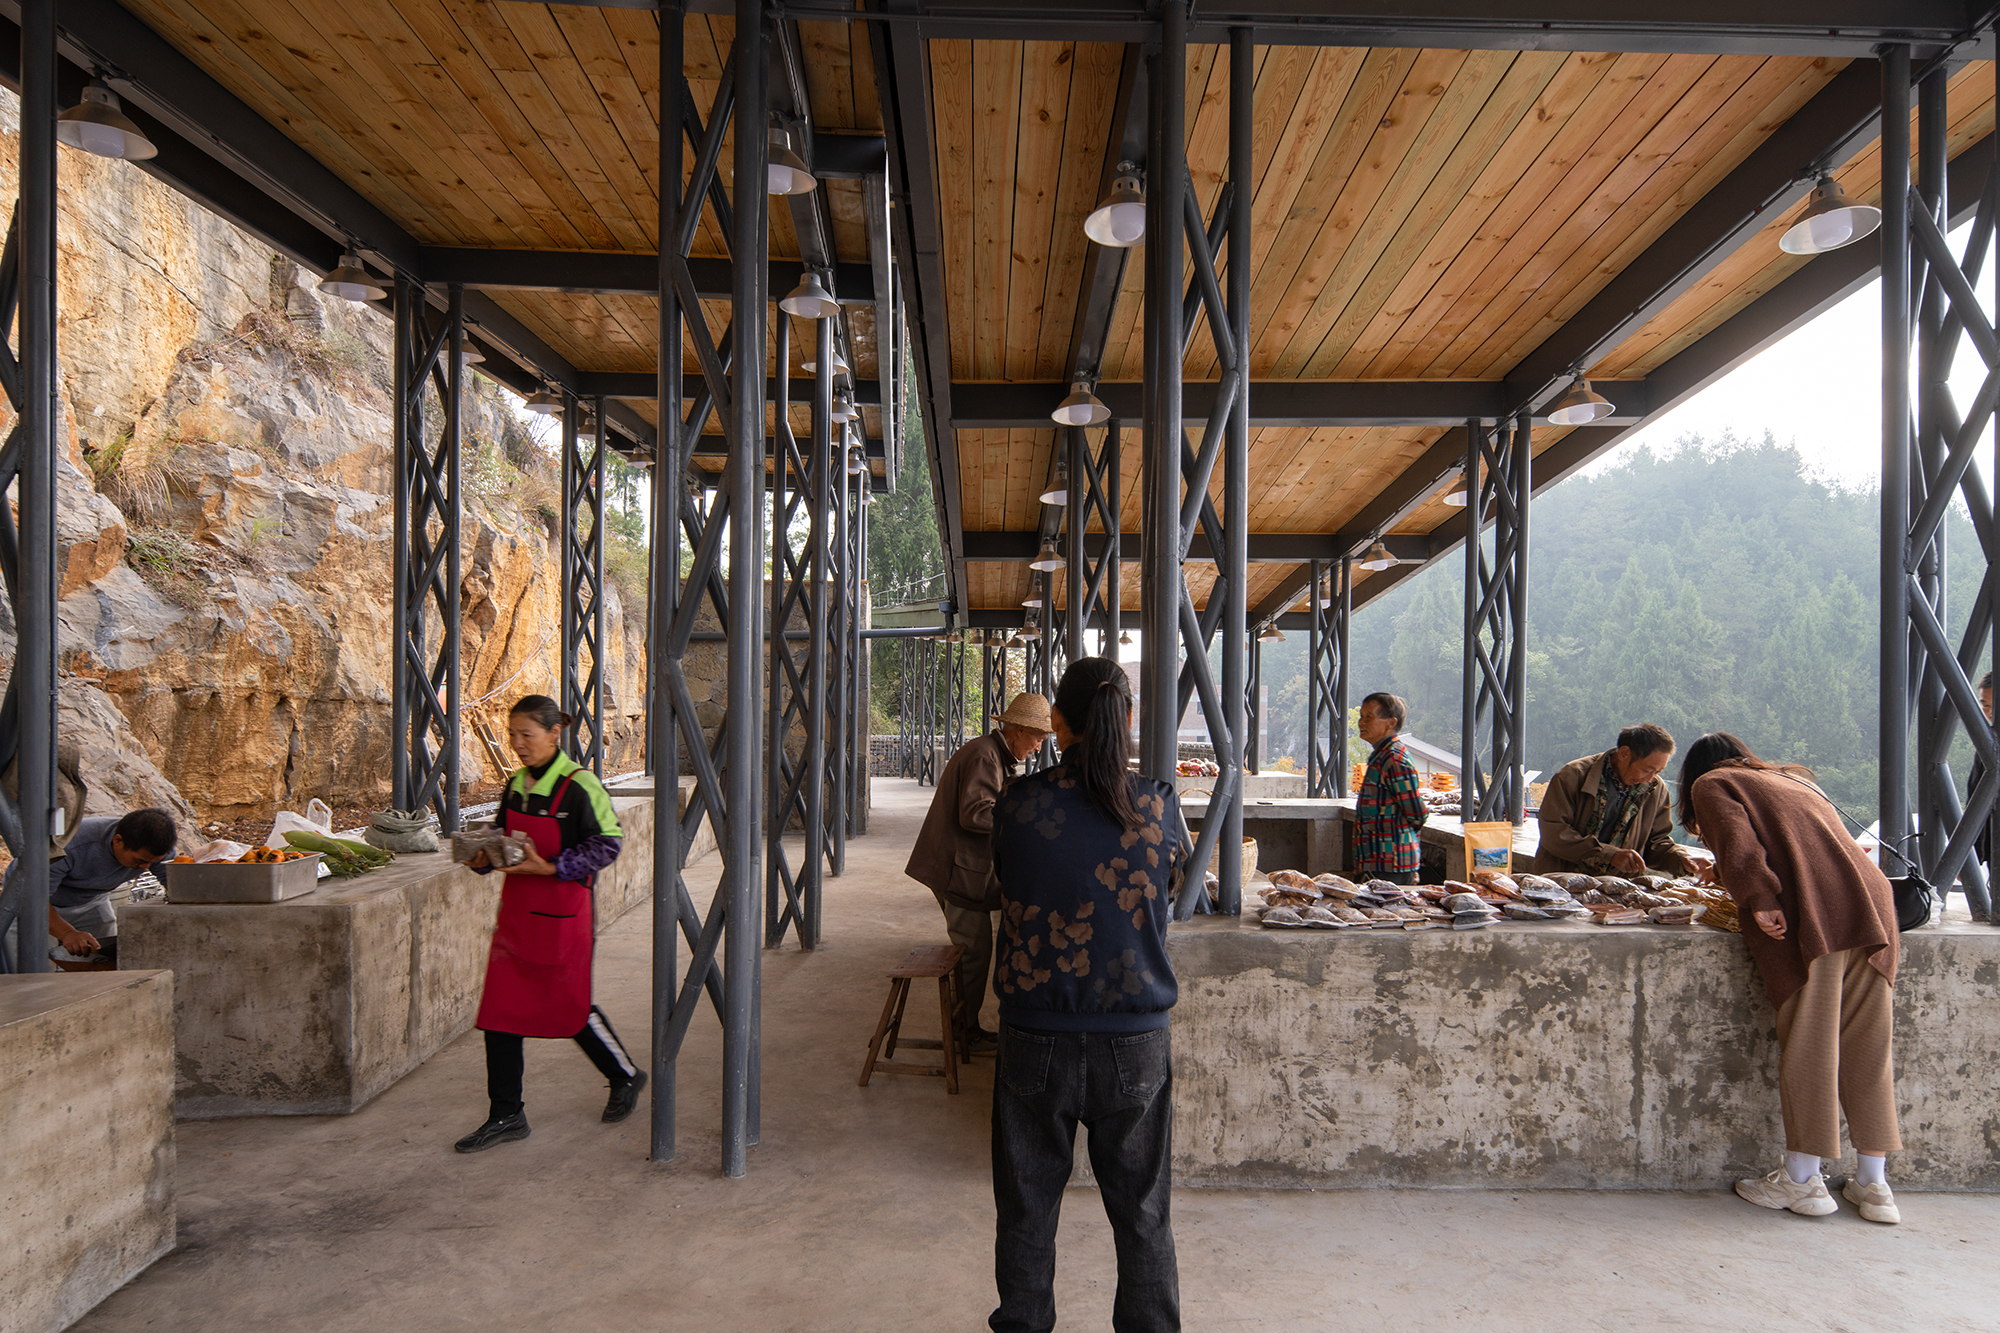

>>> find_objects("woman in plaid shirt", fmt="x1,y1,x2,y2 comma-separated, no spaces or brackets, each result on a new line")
1355,692,1428,884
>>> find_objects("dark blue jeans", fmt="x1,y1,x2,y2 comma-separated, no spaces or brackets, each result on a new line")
990,1023,1179,1333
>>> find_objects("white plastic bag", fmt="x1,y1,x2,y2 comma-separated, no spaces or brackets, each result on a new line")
266,798,334,849
189,838,252,864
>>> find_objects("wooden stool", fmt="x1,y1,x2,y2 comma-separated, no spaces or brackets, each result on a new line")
857,944,965,1094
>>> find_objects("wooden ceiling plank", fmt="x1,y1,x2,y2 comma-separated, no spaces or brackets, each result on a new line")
973,41,1027,380
1178,42,1232,375
801,21,857,130
1389,51,1667,377
849,21,883,131
1244,48,1421,375
1034,41,1122,380
1004,41,1076,383
1362,50,1622,377
552,7,665,243
1323,52,1568,377
1266,47,1483,377
930,39,976,381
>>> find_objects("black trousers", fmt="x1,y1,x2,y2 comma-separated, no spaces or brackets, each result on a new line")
484,1006,637,1117
990,1023,1179,1333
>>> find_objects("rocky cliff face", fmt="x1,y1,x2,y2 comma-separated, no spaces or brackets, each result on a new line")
0,90,647,825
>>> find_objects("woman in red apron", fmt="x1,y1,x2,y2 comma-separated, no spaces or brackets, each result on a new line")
455,695,644,1153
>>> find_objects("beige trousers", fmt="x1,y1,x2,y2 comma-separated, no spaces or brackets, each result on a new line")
1773,947,1901,1159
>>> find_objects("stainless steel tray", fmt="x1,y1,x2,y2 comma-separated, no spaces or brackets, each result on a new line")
158,854,325,904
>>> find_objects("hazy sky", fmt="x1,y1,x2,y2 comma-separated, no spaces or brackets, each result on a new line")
1589,223,1994,492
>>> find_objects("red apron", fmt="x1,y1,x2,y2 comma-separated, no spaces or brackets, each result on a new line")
474,776,595,1038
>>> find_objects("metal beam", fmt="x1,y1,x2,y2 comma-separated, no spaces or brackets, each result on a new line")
1065,45,1148,385
963,531,1431,563
416,249,874,301
587,374,884,405
951,378,1645,428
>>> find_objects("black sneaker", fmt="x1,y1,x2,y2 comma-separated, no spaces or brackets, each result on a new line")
965,1029,999,1055
603,1071,648,1123
455,1111,530,1153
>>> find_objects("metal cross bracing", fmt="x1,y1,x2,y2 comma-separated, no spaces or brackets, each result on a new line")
1246,631,1262,776
1155,23,1253,920
764,312,832,951
1461,412,1532,826
1069,424,1122,667
982,636,1008,734
390,275,464,831
560,391,608,776
1304,559,1350,801
1884,45,2000,920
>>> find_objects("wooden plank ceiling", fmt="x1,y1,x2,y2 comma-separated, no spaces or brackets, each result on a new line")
933,38,1996,616
114,1,886,474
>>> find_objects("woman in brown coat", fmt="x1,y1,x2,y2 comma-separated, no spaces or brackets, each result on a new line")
1679,732,1902,1223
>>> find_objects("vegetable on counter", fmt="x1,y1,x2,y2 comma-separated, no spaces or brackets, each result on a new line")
284,830,396,877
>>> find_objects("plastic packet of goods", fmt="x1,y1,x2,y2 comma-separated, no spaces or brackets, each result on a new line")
1462,821,1514,876
450,826,531,867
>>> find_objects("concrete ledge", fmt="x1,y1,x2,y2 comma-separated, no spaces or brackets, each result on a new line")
123,794,682,1119
1,971,176,1333
1163,915,2000,1190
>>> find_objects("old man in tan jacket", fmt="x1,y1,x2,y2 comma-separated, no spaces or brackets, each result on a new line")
1538,722,1700,877
904,693,1052,1051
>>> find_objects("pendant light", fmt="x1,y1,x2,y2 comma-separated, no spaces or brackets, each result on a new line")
1051,380,1110,426
574,413,597,443
847,444,866,476
459,343,486,368
1358,539,1397,572
57,79,157,160
1442,472,1469,507
1028,538,1064,572
1021,592,1044,609
1039,454,1069,506
1779,174,1882,255
1258,624,1284,643
831,389,858,422
779,269,839,319
1547,377,1614,426
767,127,815,196
1084,160,1147,247
1019,616,1041,642
1118,629,1133,646
319,251,386,303
524,383,563,416
804,344,852,377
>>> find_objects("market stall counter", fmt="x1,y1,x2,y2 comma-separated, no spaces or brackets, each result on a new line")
1182,795,1546,881
122,792,671,1119
1158,908,2000,1190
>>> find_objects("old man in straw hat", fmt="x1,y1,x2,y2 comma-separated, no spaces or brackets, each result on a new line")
905,692,1053,1053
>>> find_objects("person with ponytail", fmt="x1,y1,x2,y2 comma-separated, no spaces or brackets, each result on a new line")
988,657,1186,1332
1679,731,1903,1223
454,694,644,1153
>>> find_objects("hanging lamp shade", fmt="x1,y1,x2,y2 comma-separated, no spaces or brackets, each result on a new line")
574,414,598,442
1118,629,1133,645
1028,538,1065,572
1019,618,1041,642
319,252,386,303
1051,380,1110,426
459,343,486,367
804,344,852,376
1084,161,1147,247
1442,473,1469,507
779,269,839,319
1779,175,1882,255
1039,457,1069,507
846,444,866,475
1547,378,1614,426
1358,539,1397,572
57,80,157,161
860,486,874,507
524,385,563,416
1021,592,1044,609
1258,624,1285,643
767,128,815,196
831,389,858,422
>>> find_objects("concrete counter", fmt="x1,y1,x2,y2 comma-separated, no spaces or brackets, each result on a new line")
1162,914,2000,1190
122,793,673,1119
1,971,176,1332
1183,795,1547,880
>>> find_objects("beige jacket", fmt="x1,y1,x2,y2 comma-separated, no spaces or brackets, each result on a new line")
1537,751,1697,875
904,731,1015,910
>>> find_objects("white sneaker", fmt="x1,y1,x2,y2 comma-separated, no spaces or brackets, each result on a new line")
1735,1167,1838,1216
1842,1178,1901,1224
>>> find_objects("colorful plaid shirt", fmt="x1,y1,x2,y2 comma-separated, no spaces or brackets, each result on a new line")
1355,735,1426,876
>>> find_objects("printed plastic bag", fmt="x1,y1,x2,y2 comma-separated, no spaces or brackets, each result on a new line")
365,808,441,854
1462,821,1514,876
266,798,334,849
190,838,253,864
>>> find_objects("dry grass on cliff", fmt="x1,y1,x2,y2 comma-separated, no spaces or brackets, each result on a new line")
196,307,376,397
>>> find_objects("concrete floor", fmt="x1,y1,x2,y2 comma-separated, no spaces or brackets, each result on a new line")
72,779,2000,1333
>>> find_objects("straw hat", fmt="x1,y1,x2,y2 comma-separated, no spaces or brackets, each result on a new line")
993,692,1053,734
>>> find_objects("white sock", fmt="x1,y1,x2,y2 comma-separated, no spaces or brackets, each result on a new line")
1785,1151,1821,1184
1856,1154,1887,1186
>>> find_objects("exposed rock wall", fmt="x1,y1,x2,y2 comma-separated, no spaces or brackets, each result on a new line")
0,89,646,823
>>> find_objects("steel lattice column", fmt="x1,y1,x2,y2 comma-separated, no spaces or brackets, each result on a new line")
1305,560,1342,799
1246,633,1262,775
1461,412,1531,825
1139,3,1185,783
1073,424,1121,664
1896,50,2000,914
391,276,463,831
1880,46,1915,878
561,392,607,774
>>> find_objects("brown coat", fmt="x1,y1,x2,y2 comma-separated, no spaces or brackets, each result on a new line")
1537,751,1696,876
1690,764,1898,1009
904,731,1015,910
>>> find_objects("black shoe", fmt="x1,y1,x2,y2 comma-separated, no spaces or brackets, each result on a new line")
455,1111,530,1153
603,1071,648,1123
964,1028,999,1055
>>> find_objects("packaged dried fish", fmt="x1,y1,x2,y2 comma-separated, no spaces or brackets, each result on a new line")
1596,907,1646,925
1501,902,1552,920
1441,892,1488,915
1648,904,1702,925
1261,905,1308,928
1267,869,1319,894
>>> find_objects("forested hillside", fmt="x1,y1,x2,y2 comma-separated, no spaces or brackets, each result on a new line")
1259,433,1987,821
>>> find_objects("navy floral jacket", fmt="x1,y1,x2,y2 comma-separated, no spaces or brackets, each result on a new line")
991,764,1186,1033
